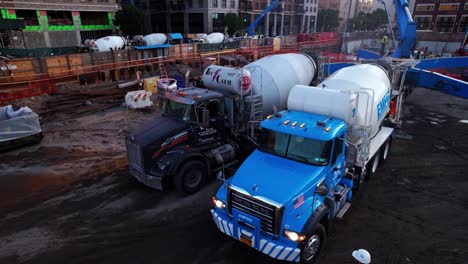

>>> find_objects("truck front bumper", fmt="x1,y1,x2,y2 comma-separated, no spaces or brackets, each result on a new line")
211,209,301,262
129,164,163,190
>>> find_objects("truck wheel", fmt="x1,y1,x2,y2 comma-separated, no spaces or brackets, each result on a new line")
380,138,392,166
175,160,207,194
300,224,326,264
366,150,380,179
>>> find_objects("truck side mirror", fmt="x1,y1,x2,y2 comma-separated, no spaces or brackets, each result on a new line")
315,185,329,196
202,108,210,125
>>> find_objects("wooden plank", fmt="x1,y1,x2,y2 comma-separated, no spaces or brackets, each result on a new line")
68,54,83,67
46,56,68,68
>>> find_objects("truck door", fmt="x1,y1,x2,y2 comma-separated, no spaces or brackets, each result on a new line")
329,134,345,185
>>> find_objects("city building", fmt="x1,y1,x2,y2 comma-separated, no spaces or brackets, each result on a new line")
239,0,317,36
318,0,340,10
0,0,119,48
136,0,315,37
357,0,373,14
412,0,468,33
137,0,239,34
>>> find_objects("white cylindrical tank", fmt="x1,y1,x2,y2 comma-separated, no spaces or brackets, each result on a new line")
206,32,225,44
92,36,126,51
288,64,391,137
143,33,167,45
201,66,252,95
244,53,316,114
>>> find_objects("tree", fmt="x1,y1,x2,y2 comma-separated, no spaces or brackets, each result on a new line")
115,5,149,37
224,13,244,36
349,9,388,31
317,9,342,32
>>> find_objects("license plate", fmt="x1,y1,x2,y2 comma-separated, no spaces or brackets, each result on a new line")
240,235,252,247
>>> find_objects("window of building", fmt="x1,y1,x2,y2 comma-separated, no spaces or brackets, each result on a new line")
80,12,109,25
212,0,218,8
415,16,432,31
435,16,456,32
459,16,468,32
255,2,259,9
47,11,73,26
415,4,435,11
314,7,316,13
16,10,39,26
465,3,468,10
222,0,226,8
230,0,235,8
261,2,266,9
438,3,459,11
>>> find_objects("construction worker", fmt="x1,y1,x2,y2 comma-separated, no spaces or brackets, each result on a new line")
352,249,371,263
381,34,388,55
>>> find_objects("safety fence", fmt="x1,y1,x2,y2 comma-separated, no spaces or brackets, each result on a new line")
0,36,339,101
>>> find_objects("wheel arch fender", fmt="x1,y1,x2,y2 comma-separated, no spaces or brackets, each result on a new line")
301,203,330,234
169,152,211,176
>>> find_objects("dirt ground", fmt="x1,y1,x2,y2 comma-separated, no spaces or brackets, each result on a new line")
0,87,467,264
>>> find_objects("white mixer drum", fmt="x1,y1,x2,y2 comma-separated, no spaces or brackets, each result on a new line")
202,66,251,95
143,33,167,45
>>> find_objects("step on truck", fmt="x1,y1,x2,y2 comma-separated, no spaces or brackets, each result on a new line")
211,64,404,263
125,53,317,194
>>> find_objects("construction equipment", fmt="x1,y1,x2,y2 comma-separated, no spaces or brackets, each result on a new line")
211,63,402,263
125,53,317,194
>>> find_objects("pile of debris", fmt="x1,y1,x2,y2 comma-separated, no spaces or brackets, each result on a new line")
39,83,135,122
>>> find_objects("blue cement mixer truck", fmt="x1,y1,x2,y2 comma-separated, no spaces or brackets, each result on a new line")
211,64,402,263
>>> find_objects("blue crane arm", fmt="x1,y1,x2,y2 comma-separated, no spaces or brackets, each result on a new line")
391,0,416,58
246,0,282,36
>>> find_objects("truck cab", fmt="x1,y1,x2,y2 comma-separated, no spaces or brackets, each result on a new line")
211,110,354,263
126,87,236,193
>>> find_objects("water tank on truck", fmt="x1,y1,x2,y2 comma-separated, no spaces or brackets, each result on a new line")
201,53,317,115
288,64,391,138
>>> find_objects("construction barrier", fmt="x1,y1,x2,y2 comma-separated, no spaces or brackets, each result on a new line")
0,36,339,102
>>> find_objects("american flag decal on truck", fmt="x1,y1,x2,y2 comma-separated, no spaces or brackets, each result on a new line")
293,194,304,209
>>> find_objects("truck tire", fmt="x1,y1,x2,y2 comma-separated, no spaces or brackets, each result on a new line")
366,150,380,179
174,160,207,194
379,138,392,166
300,223,326,264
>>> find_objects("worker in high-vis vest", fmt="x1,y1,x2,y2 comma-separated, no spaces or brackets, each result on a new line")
381,35,388,54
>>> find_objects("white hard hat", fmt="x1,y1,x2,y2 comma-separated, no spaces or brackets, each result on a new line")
352,249,371,264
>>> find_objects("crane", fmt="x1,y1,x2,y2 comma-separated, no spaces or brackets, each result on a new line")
324,0,467,99
376,0,416,58
246,0,283,36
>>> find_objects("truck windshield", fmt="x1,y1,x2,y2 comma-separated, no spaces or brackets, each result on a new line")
258,129,332,166
163,100,192,121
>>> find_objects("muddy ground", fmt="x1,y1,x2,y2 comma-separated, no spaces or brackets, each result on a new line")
1,87,467,264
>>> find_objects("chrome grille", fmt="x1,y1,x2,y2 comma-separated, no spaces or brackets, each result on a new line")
126,139,143,167
230,189,278,234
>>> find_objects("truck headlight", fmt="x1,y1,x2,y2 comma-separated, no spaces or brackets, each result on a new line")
212,196,226,209
284,230,306,242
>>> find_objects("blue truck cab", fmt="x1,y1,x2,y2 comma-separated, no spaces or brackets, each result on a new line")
211,110,355,263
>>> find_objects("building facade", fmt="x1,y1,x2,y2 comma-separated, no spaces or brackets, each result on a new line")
238,0,317,36
138,0,238,34
412,0,468,33
318,0,339,10
137,0,314,36
0,0,119,48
